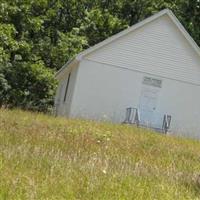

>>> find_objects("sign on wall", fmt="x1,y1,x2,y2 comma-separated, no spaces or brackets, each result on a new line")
143,76,162,88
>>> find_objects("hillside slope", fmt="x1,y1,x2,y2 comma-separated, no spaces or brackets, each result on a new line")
0,109,200,199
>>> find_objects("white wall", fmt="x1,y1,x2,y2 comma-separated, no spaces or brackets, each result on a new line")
70,59,200,139
70,59,142,122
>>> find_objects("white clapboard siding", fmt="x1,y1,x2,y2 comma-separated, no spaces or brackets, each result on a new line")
85,15,200,85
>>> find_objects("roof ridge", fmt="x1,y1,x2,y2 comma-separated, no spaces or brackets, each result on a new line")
56,9,200,79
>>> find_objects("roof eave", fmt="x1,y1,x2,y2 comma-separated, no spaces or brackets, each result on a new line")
55,57,79,80
166,10,200,57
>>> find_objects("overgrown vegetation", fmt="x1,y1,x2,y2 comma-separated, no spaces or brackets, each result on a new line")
0,0,199,111
0,109,200,199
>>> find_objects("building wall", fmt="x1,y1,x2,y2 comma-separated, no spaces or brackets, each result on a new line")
70,59,200,139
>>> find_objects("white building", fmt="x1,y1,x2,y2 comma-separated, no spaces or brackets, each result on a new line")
55,9,200,139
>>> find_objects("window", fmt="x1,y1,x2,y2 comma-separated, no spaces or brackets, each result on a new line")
63,73,71,102
143,76,162,88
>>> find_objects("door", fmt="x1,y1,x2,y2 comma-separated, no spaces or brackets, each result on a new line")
139,87,160,127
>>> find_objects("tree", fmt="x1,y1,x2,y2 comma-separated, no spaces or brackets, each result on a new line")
0,61,56,112
80,9,128,46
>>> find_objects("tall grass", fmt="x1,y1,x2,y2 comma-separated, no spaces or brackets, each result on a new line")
0,109,200,199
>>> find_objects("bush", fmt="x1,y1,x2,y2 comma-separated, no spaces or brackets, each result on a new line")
0,61,57,112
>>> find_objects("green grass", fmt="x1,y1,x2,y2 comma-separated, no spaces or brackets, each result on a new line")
0,109,200,199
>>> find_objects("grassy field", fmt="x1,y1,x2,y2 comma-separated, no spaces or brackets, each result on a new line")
0,109,200,199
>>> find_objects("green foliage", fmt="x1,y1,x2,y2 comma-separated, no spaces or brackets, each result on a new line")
0,69,10,106
1,109,200,199
50,29,88,69
0,61,56,112
0,0,199,111
80,9,128,46
178,0,200,47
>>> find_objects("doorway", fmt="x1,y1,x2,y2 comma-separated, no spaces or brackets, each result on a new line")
139,86,160,127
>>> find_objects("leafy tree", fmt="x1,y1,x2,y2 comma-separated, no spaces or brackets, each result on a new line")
0,67,11,107
178,0,200,46
80,9,128,46
0,61,56,112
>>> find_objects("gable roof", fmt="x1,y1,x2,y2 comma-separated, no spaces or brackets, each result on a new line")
56,9,200,79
